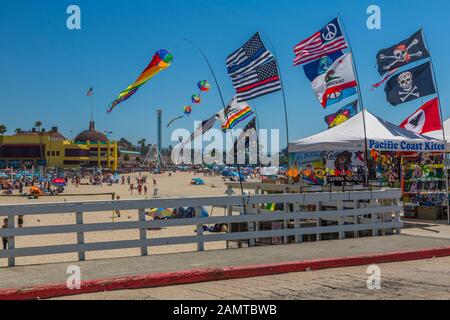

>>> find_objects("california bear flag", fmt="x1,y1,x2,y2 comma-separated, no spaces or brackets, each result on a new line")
312,53,357,108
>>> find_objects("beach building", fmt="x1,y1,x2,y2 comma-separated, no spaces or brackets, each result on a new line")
0,121,118,170
74,121,118,170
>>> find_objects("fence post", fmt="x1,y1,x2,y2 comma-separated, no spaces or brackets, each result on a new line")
370,200,378,237
76,212,85,261
7,215,16,267
294,203,302,243
138,209,148,256
353,200,359,238
337,201,344,240
247,199,256,247
283,187,289,244
255,186,261,245
226,185,233,249
196,206,204,252
316,202,322,241
395,198,402,235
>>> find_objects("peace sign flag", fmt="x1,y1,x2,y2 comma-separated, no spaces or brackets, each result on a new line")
293,18,348,66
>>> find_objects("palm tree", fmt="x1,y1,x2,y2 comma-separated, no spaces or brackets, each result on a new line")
0,125,7,157
0,125,7,136
34,121,44,165
34,121,42,131
138,138,147,155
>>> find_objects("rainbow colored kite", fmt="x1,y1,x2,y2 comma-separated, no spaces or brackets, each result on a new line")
191,94,201,104
184,106,192,115
107,49,173,113
166,80,212,128
198,80,211,92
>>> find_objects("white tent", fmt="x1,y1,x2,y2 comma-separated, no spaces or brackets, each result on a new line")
290,110,444,153
425,119,450,149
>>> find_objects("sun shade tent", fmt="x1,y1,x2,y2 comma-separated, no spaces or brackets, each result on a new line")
191,178,205,185
289,110,445,153
426,119,450,149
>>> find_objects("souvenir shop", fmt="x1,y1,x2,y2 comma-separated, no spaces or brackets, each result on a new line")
289,110,448,220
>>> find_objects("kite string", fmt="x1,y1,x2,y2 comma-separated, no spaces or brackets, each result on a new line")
169,38,185,55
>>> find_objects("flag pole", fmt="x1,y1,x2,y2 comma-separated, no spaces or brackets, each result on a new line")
251,100,263,182
90,89,94,122
421,26,450,225
260,32,291,179
182,38,247,201
338,14,371,188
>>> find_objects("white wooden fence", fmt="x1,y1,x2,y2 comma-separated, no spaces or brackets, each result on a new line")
0,189,403,267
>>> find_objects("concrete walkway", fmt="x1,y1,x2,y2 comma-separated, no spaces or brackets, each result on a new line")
55,256,450,300
1,234,450,290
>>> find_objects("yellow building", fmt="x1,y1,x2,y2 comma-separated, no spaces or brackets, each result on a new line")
0,122,118,171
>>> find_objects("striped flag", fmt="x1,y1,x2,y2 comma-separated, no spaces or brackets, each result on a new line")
217,97,254,130
226,33,273,78
232,60,281,102
86,87,94,96
293,18,348,66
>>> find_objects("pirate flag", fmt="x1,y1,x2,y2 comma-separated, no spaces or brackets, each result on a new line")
377,30,429,75
384,62,436,106
400,98,441,134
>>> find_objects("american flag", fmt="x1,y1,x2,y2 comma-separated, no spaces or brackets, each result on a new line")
293,18,348,66
232,60,281,102
226,33,273,78
86,87,94,96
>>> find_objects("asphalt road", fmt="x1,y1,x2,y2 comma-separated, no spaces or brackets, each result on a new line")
55,256,450,300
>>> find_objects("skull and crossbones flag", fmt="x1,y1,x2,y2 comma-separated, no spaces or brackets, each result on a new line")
376,30,429,76
399,98,441,134
384,62,436,106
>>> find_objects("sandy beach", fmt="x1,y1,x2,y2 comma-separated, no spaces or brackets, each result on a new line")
0,171,239,267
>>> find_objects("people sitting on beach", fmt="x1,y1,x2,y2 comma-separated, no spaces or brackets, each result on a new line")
202,224,228,233
18,215,24,228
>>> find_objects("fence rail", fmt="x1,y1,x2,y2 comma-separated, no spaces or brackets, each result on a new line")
0,189,403,267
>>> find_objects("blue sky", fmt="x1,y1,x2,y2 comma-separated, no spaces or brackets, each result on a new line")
0,0,449,148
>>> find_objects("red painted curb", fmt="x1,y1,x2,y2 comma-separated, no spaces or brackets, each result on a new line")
1,246,450,300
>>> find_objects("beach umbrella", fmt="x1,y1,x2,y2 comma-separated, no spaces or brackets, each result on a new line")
147,208,173,219
191,178,205,185
51,178,66,186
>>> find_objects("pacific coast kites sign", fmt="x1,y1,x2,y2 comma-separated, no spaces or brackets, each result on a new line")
368,139,445,152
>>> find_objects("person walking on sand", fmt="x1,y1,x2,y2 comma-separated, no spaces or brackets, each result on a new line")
129,183,134,195
144,185,148,195
153,178,157,188
114,196,121,218
127,176,131,185
138,184,142,196
122,176,125,185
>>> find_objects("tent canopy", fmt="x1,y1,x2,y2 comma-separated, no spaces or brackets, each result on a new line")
426,119,450,149
290,110,445,153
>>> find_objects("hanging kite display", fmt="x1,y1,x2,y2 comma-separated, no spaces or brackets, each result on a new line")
191,94,201,104
184,106,192,115
107,49,173,113
166,80,212,127
198,80,211,92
